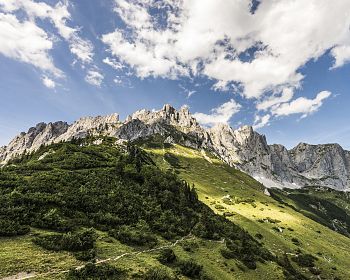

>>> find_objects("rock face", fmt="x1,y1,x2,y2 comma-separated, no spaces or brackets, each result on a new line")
0,114,120,163
129,104,201,133
1,105,349,191
0,121,69,163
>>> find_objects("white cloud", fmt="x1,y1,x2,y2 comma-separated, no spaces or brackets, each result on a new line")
0,0,94,65
85,69,104,87
102,29,188,79
103,0,350,100
257,87,294,111
253,114,271,129
186,90,196,98
179,84,196,98
113,77,122,84
0,13,62,77
193,99,241,126
330,45,350,69
0,0,96,86
42,76,55,88
272,91,332,118
69,36,94,64
103,57,124,70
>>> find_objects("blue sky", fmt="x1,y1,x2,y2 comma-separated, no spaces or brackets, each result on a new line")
0,0,350,149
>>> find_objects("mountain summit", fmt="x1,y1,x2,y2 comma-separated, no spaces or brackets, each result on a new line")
1,105,349,191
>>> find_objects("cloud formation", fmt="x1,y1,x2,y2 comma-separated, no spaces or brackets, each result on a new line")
256,88,295,111
42,76,56,89
85,69,104,87
103,0,350,96
0,0,96,87
253,114,271,130
102,0,349,126
193,99,241,126
271,91,332,118
0,13,62,77
0,0,345,127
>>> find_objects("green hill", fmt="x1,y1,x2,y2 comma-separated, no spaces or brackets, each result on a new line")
0,137,349,279
145,142,350,280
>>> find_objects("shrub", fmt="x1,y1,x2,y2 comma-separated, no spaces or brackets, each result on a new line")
291,253,317,267
220,248,236,259
73,249,96,261
0,219,30,236
224,212,234,217
144,267,174,280
177,259,203,278
255,233,264,239
33,228,96,252
258,217,281,224
309,267,321,275
164,153,181,168
157,248,177,264
181,240,199,252
214,204,225,210
66,263,124,279
291,238,301,246
109,224,157,248
272,226,283,233
34,208,74,232
277,254,308,280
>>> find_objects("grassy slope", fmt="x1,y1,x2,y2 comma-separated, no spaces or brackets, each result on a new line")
145,144,350,280
269,187,350,237
0,229,79,279
0,225,278,280
1,142,349,279
0,141,275,280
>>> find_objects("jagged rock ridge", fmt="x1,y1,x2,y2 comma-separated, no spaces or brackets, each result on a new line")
1,105,349,191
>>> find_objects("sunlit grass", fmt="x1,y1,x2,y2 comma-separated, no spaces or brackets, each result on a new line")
0,229,80,279
147,144,350,280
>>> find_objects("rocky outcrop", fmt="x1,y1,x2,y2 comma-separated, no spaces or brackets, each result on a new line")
289,143,350,189
0,121,69,163
129,104,201,133
1,105,349,191
55,113,120,142
0,114,119,163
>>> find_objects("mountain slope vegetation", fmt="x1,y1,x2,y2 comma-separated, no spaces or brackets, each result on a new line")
0,137,349,279
144,141,350,280
0,138,277,279
269,188,350,237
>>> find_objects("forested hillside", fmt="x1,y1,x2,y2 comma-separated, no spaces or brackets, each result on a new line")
0,137,276,279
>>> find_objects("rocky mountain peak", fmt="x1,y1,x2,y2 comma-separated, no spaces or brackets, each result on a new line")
210,123,232,133
162,103,176,114
55,113,120,142
232,125,266,147
130,104,200,131
1,104,349,191
179,104,190,114
234,125,254,138
0,121,69,163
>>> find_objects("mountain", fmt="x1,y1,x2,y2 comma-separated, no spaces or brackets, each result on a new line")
1,137,350,280
1,104,349,191
1,109,350,279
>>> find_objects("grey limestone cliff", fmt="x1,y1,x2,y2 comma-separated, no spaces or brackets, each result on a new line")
1,105,349,191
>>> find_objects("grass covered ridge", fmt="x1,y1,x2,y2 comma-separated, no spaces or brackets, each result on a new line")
145,143,350,280
1,138,281,279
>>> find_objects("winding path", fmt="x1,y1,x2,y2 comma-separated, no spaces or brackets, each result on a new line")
1,234,196,280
